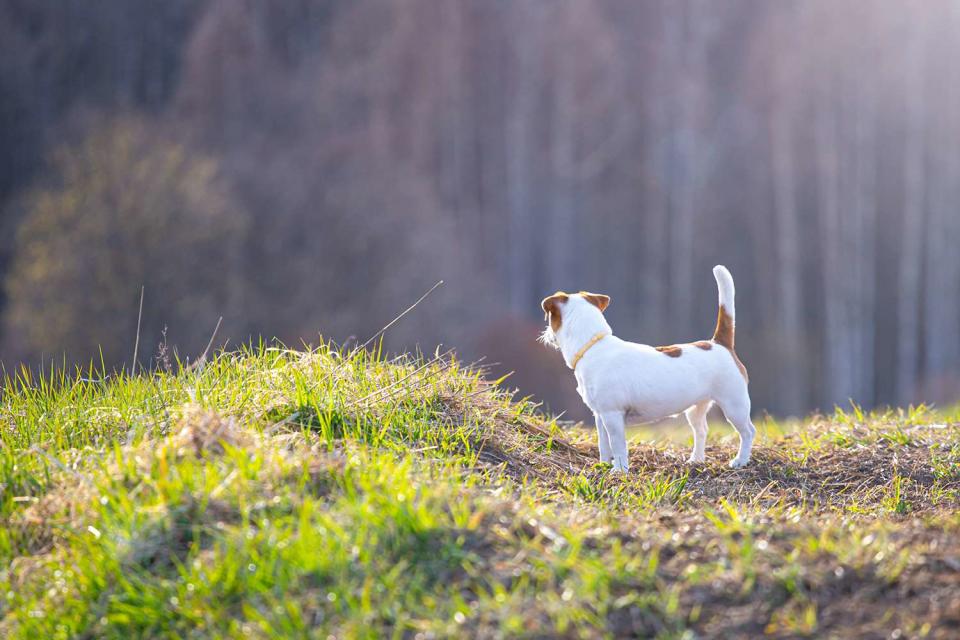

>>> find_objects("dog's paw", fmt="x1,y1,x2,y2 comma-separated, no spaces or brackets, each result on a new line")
687,455,705,465
728,457,749,469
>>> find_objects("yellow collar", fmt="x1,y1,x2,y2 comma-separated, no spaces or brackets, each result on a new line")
571,332,609,370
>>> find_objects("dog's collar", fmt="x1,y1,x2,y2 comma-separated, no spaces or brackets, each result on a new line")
571,332,610,370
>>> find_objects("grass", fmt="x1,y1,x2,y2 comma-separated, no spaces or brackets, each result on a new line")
1,343,959,638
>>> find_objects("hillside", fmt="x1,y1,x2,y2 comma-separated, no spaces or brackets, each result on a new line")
1,345,959,638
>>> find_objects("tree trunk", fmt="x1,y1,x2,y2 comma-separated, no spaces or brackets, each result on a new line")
547,12,577,289
897,25,926,405
815,83,850,410
504,2,542,312
770,100,804,415
669,1,702,338
923,9,960,400
851,66,878,407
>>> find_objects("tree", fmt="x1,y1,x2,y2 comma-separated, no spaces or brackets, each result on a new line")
767,8,805,415
3,117,248,368
897,17,927,405
922,5,960,402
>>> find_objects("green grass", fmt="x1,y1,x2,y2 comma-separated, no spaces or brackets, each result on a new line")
2,344,959,638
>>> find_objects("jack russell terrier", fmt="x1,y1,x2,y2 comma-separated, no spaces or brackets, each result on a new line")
540,266,754,472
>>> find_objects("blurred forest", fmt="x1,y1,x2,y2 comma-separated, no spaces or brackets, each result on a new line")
1,0,959,419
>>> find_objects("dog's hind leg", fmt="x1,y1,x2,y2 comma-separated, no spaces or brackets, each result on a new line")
716,395,755,468
599,411,629,473
684,401,712,464
593,412,613,464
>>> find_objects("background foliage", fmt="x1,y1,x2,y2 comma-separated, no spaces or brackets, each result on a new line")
1,0,959,418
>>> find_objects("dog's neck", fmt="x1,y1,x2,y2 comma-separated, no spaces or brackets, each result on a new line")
557,307,613,370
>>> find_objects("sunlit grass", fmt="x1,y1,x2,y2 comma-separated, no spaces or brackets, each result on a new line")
1,343,958,638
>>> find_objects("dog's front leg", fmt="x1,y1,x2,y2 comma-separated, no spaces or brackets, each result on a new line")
593,412,613,464
599,411,629,473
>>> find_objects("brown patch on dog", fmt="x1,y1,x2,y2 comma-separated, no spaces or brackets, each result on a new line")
579,292,611,312
693,341,713,351
713,305,735,350
656,345,683,358
711,306,749,382
541,292,570,333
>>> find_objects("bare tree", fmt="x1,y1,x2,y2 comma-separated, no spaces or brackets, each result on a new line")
667,1,706,338
504,1,544,312
546,6,578,289
923,5,960,401
897,18,927,405
770,84,805,414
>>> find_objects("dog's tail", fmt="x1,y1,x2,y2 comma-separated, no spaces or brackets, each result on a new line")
712,265,736,350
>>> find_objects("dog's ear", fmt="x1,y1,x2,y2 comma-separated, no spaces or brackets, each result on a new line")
541,292,569,327
580,292,611,312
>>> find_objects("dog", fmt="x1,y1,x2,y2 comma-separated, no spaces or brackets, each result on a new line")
539,266,754,472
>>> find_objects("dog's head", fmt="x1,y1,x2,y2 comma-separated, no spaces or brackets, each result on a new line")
539,291,610,348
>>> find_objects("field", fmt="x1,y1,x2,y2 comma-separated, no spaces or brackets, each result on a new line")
1,345,959,638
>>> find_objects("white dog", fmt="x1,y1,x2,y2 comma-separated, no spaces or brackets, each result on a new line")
540,266,754,472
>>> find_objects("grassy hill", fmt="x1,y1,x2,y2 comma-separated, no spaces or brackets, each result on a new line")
1,345,958,638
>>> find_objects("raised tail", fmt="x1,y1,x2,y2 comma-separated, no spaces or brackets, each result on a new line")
712,265,736,350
